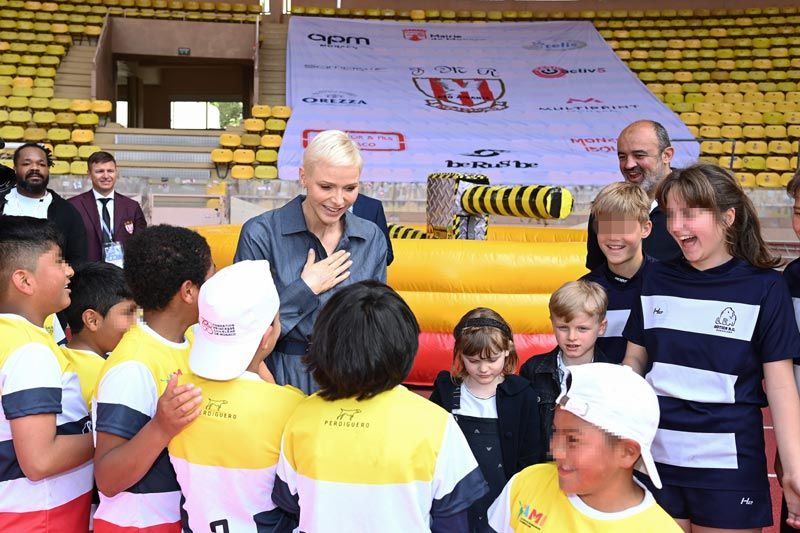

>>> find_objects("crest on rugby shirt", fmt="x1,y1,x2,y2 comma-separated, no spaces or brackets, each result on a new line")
714,307,737,333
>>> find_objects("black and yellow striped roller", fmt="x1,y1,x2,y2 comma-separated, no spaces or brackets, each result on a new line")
388,223,427,239
460,185,574,220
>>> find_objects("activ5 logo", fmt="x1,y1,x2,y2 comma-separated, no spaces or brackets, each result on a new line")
532,66,607,78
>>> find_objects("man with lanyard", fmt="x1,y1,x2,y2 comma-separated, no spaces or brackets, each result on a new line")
585,120,682,270
69,151,146,266
0,143,87,267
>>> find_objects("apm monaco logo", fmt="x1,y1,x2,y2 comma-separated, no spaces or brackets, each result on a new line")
307,33,370,48
532,66,607,78
402,28,485,41
524,39,587,51
302,90,367,106
714,307,737,333
446,149,538,169
538,97,640,112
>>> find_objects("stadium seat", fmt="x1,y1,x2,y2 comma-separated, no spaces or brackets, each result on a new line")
744,140,768,154
251,104,270,119
230,164,254,180
71,129,94,144
260,134,281,149
243,118,264,133
219,133,240,148
53,143,78,160
735,172,757,187
8,110,31,124
271,106,291,119
49,159,70,175
211,148,232,179
0,124,23,141
232,148,254,164
77,145,100,159
254,165,277,179
69,160,88,175
755,172,782,188
55,112,76,127
240,133,260,148
69,99,91,113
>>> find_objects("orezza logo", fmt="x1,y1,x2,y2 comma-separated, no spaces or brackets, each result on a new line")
533,66,607,78
307,33,370,48
302,90,367,106
714,307,737,333
539,97,640,113
447,149,537,169
524,39,586,51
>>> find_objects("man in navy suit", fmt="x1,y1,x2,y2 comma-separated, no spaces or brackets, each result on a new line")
69,151,147,263
353,193,393,265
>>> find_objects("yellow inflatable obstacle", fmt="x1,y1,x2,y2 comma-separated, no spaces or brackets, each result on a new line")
193,225,588,385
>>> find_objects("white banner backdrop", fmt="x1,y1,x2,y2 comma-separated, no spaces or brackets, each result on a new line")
282,17,700,185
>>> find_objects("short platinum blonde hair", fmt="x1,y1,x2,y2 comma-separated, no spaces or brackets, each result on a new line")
302,130,363,175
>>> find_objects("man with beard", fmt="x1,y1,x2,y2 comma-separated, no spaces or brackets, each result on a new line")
0,143,87,266
585,120,681,270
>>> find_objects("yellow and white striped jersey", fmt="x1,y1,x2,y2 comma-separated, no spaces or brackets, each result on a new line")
169,371,304,532
273,385,487,532
61,347,104,411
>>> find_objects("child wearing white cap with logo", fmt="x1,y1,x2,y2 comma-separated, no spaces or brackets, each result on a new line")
487,363,681,532
168,260,304,532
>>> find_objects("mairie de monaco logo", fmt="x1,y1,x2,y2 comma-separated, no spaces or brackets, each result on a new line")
403,29,427,41
412,66,507,113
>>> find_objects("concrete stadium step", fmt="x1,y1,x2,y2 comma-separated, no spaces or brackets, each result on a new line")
113,150,212,165
98,128,221,148
53,44,95,99
116,167,212,181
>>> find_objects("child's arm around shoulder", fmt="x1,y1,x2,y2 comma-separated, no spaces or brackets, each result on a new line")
5,342,93,481
94,372,202,496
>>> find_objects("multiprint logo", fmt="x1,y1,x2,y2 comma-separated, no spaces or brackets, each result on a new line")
533,66,607,78
517,501,548,529
403,28,427,41
307,33,370,48
539,97,639,113
323,408,370,429
523,39,587,51
414,77,507,113
714,307,737,333
567,97,603,104
202,398,237,420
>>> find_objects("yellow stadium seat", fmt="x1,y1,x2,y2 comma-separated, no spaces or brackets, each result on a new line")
251,104,270,119
31,87,53,98
255,148,277,164
27,96,48,110
46,127,70,143
769,140,793,154
32,110,54,125
8,110,31,124
744,140,768,154
271,105,291,119
76,112,98,127
49,97,70,111
240,133,260,148
720,125,743,139
219,133,240,148
719,155,744,170
743,156,766,171
71,128,94,144
260,134,281,149
742,125,766,139
55,112,76,126
230,164,253,180
69,160,88,175
232,148,254,164
53,143,78,160
735,172,757,187
91,99,112,114
69,99,91,113
211,148,233,164
243,118,264,133
49,160,69,175
756,172,782,188
254,165,277,180
767,156,792,172
700,141,725,155
77,145,100,159
763,112,786,125
699,125,721,137
765,125,787,139
0,124,23,141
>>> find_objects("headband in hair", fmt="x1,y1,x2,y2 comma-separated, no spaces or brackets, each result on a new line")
454,317,512,339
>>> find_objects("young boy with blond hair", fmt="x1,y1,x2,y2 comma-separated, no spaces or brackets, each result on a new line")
519,280,609,457
0,215,94,530
582,181,654,364
488,363,680,532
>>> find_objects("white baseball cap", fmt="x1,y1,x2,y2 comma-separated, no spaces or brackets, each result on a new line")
556,363,662,489
190,260,279,381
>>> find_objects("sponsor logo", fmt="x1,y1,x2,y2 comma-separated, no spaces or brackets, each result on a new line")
402,28,485,41
159,369,183,383
570,137,617,153
539,97,640,113
414,78,507,113
532,65,607,79
447,148,537,169
524,39,587,51
302,90,367,106
517,501,548,529
741,497,754,505
203,398,237,420
303,130,406,152
304,64,386,72
714,307,737,333
324,407,370,429
199,318,236,336
653,307,664,315
307,33,370,48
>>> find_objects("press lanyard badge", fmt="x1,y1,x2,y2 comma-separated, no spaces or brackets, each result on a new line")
103,241,124,267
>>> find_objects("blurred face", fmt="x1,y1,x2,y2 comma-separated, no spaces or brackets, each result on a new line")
94,298,137,354
461,349,508,386
552,312,606,362
617,124,673,195
14,146,50,198
792,192,800,240
595,216,652,273
665,189,733,271
33,245,74,314
299,164,360,228
89,160,117,195
551,409,622,496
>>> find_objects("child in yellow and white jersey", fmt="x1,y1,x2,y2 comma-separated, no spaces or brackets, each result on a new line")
488,363,680,533
273,281,488,532
0,216,94,531
169,260,303,532
92,225,212,533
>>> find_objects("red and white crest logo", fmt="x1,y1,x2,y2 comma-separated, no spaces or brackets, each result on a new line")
413,77,508,113
403,29,427,41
